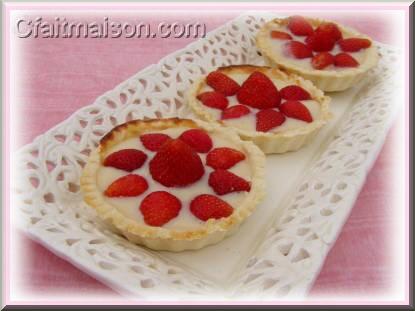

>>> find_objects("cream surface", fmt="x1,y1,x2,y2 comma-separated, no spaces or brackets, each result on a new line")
267,25,368,71
97,127,251,230
199,72,321,133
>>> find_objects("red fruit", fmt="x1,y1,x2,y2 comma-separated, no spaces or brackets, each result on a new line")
140,191,182,226
140,133,171,152
305,32,336,52
338,38,371,52
206,147,246,170
334,53,359,67
284,41,313,59
270,30,292,40
311,52,335,70
208,169,251,195
256,109,286,132
206,71,240,96
236,71,281,109
103,149,147,172
221,105,251,120
179,129,213,153
104,174,148,197
190,194,233,221
280,85,311,100
280,100,313,123
149,139,204,187
197,91,229,110
287,16,314,36
315,22,342,42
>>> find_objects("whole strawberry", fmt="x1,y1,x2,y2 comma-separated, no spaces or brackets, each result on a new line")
315,22,342,42
140,191,182,226
305,32,336,52
190,194,233,221
237,71,281,109
149,139,205,187
103,149,147,172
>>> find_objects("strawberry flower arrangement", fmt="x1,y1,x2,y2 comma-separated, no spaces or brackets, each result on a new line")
101,128,251,227
273,16,372,69
197,70,314,132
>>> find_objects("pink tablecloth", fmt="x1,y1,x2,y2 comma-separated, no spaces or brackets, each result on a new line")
13,11,400,301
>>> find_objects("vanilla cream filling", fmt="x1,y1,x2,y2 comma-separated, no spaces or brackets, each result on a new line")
267,25,368,71
199,72,321,133
96,127,252,230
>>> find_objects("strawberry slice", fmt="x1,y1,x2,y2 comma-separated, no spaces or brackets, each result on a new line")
104,174,148,197
305,32,336,52
206,147,246,170
149,139,204,187
256,109,286,132
280,100,313,123
103,149,147,172
179,129,213,153
284,41,313,59
237,71,281,109
338,38,371,52
315,22,342,42
221,105,251,120
208,169,251,195
280,85,311,100
287,16,314,36
140,133,171,152
190,194,233,221
197,91,229,110
140,191,182,226
206,71,240,96
270,30,292,40
334,53,359,67
311,52,335,70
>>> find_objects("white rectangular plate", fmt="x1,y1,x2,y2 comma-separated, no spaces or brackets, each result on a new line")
12,13,402,301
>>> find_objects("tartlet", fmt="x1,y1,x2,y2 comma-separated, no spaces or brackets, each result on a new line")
256,16,379,91
80,118,265,252
187,65,331,154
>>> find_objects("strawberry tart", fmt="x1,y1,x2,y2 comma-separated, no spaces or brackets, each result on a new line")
256,16,379,91
187,65,331,154
80,118,265,251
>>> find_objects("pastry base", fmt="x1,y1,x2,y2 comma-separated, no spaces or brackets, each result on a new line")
81,118,266,252
256,17,379,92
187,65,332,154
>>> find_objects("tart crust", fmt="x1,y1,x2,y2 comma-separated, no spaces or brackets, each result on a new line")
187,65,331,154
256,17,379,92
80,118,266,252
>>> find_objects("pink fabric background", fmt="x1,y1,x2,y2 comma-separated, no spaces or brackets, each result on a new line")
12,11,401,301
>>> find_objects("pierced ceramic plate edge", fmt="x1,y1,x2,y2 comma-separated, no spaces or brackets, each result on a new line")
11,13,403,300
11,13,268,300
